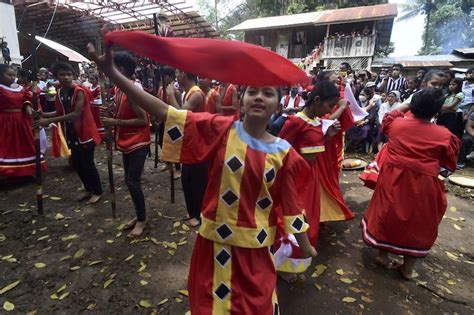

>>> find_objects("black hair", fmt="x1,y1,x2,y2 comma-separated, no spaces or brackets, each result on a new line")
444,70,455,81
0,64,12,76
17,68,31,80
113,52,136,78
392,63,404,70
449,77,463,94
422,70,445,83
410,88,445,119
317,70,335,81
363,87,374,99
52,62,74,77
341,62,351,71
417,67,428,73
161,66,176,79
467,67,474,74
185,72,197,83
304,80,340,106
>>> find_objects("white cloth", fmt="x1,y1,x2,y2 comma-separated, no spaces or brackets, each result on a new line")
344,83,368,121
378,102,401,124
280,95,305,109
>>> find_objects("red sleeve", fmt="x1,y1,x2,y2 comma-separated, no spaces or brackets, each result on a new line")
440,134,461,172
276,148,310,234
161,106,234,163
382,110,405,136
279,116,299,145
338,104,354,132
280,116,325,154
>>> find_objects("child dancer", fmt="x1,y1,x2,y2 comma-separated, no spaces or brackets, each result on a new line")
274,80,341,283
0,65,47,177
361,88,460,279
88,37,316,314
35,62,102,204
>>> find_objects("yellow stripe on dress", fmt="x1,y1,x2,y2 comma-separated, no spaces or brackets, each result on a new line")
319,184,346,222
161,106,187,163
212,242,232,315
299,146,325,154
215,127,247,226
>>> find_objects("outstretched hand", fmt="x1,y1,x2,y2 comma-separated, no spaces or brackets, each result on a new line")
87,40,114,77
326,120,341,137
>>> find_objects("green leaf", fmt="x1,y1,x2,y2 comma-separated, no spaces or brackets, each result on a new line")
0,280,20,295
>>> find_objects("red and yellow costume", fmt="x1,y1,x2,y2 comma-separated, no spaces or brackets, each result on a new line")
51,85,101,157
88,85,105,137
274,112,331,273
185,85,206,112
162,106,310,314
0,84,47,176
217,84,239,118
205,88,219,114
362,110,460,257
317,104,355,222
114,83,151,153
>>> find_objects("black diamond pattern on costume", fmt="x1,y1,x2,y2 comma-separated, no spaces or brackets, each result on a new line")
291,217,304,231
257,197,272,210
167,126,183,142
274,303,279,315
256,229,268,245
226,156,243,172
215,248,231,267
221,190,238,206
214,283,231,300
216,224,233,240
265,168,276,182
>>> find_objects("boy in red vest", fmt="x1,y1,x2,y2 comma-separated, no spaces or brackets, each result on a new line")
102,52,151,237
167,70,207,227
35,62,103,204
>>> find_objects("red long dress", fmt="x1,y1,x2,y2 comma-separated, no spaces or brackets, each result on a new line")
0,84,47,177
362,110,460,257
317,105,355,221
273,112,327,273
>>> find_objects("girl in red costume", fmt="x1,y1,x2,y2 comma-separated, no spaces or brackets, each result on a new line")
88,32,316,315
88,74,105,137
362,88,460,279
274,80,342,282
0,65,47,178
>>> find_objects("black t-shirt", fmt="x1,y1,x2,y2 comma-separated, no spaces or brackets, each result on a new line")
59,88,78,148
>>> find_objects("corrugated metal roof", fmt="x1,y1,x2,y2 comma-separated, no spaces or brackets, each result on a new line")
453,48,474,55
371,54,474,68
229,3,397,32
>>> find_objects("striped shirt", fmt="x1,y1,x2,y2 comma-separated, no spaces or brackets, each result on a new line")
385,76,408,93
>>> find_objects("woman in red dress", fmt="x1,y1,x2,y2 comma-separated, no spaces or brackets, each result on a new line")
0,65,47,178
362,88,460,279
274,80,342,282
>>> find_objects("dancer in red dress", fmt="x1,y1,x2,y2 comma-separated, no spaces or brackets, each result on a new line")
274,80,341,281
88,33,316,315
0,65,47,177
217,83,239,118
361,88,460,279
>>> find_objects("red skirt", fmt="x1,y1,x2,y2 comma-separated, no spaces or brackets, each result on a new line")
0,112,47,177
188,235,279,315
362,163,447,257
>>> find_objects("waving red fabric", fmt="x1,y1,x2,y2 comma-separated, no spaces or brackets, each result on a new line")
104,31,309,87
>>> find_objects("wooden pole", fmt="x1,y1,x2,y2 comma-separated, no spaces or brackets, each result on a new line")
30,28,44,215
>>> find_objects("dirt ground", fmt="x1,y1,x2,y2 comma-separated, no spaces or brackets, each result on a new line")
0,143,473,315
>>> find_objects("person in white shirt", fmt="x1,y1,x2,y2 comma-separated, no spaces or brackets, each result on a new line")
460,67,474,115
279,86,304,117
378,90,401,125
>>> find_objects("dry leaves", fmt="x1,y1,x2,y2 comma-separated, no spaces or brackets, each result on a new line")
311,264,327,278
0,280,20,295
34,262,46,269
3,301,15,311
342,297,357,303
139,299,152,308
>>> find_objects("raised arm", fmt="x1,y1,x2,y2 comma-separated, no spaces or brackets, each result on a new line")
87,42,169,121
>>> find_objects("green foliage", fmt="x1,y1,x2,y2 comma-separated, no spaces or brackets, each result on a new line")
374,41,395,57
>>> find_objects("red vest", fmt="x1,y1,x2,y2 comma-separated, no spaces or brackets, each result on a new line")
218,84,239,117
54,85,101,145
283,95,301,108
114,85,151,153
205,89,218,114
184,86,206,113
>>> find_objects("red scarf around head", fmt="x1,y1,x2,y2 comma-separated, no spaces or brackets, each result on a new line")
104,31,309,87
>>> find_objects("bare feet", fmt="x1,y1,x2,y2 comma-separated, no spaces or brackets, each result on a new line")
127,220,146,238
159,163,170,172
185,217,201,227
399,256,417,280
86,194,102,205
375,249,391,268
123,217,137,230
173,170,181,180
278,272,306,288
77,192,91,201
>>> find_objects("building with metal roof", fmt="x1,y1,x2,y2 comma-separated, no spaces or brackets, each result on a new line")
229,3,398,71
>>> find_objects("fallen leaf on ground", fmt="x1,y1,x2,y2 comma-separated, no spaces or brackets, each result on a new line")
139,299,152,308
175,298,183,303
178,290,189,297
124,254,134,262
311,264,327,278
336,269,345,275
50,293,58,300
57,284,67,293
340,278,353,284
182,224,190,231
74,248,85,259
453,224,462,231
173,221,181,228
157,298,169,306
34,262,46,269
447,279,455,285
0,280,20,295
89,260,103,266
342,297,356,303
449,206,456,212
138,261,147,272
116,224,126,231
55,213,65,220
69,266,81,271
140,280,148,286
49,196,61,201
445,251,460,261
103,279,114,289
3,301,14,311
37,235,50,241
314,283,322,291
59,292,69,300
167,250,175,256
106,240,114,244
60,255,72,262
0,234,6,242
348,287,363,293
361,296,374,303
61,234,79,241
